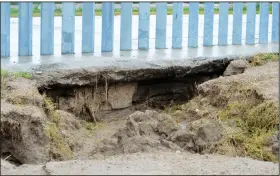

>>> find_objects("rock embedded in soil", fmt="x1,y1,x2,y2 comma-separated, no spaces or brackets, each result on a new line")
223,60,251,76
168,118,224,153
264,131,279,156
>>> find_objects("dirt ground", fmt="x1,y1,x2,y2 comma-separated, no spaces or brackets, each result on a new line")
1,54,279,175
2,151,278,175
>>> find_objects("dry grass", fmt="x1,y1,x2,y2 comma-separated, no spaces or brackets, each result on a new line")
80,120,106,135
217,129,278,162
44,122,74,160
42,94,74,160
43,94,60,124
1,69,9,78
7,97,25,106
217,85,279,162
1,69,32,79
1,69,9,88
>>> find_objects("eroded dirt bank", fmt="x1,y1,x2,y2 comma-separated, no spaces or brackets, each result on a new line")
1,53,279,175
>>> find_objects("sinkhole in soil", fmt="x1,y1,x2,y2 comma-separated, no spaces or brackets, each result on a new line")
38,66,227,123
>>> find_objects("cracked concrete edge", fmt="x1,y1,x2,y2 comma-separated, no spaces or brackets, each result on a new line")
3,54,250,73
31,54,250,87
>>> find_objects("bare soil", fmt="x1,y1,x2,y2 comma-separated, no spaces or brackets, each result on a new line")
1,58,279,175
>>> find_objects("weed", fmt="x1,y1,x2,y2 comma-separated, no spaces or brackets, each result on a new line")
164,100,182,114
218,101,278,132
218,129,278,162
80,120,105,133
164,104,182,114
217,91,279,162
42,94,74,160
12,72,32,79
1,69,9,88
44,122,74,160
42,94,60,124
249,53,279,66
1,69,32,80
214,67,279,162
1,69,9,78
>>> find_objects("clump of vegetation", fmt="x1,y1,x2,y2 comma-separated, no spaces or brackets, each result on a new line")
1,69,9,78
43,94,74,160
217,128,277,162
1,69,9,88
12,71,32,79
1,69,32,80
164,102,182,114
43,94,60,124
217,87,279,162
80,120,106,135
45,122,74,160
249,53,279,66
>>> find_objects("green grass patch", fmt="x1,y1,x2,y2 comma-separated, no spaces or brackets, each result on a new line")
1,69,32,79
1,69,9,79
12,71,32,79
249,53,279,66
80,120,106,134
1,69,9,89
9,6,272,17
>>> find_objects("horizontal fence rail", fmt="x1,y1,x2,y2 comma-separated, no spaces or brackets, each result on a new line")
0,2,279,57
